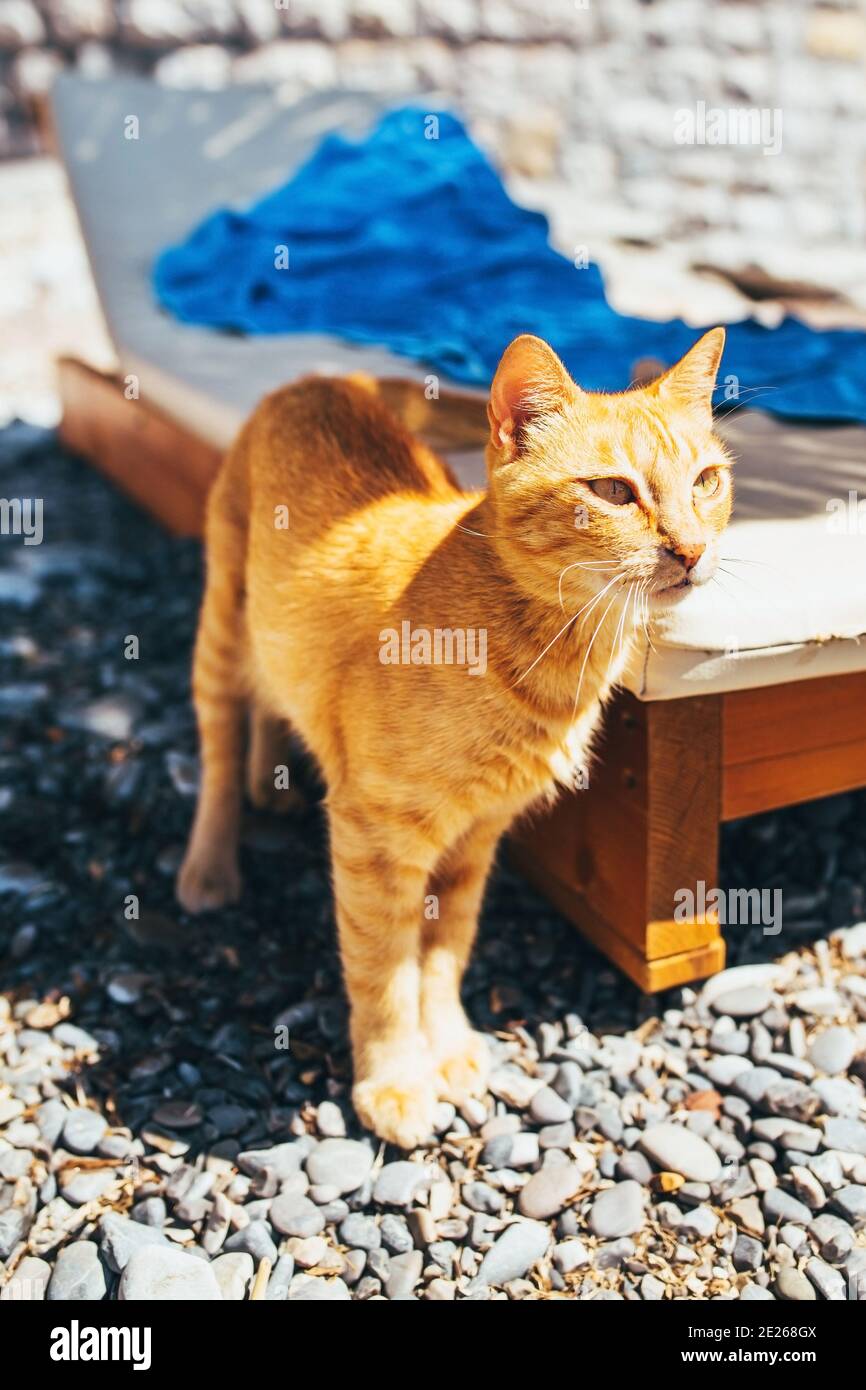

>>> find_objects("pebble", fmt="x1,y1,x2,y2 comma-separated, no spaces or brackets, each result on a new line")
833,1185,866,1228
638,1123,722,1182
373,1161,435,1207
46,1242,107,1301
119,1247,222,1300
212,1252,254,1300
1,1256,51,1301
824,1117,866,1155
379,1214,413,1254
805,1258,846,1300
809,1214,855,1261
270,1193,325,1238
712,987,774,1018
99,1214,169,1273
518,1163,584,1220
385,1250,423,1299
288,1275,351,1301
588,1182,646,1239
339,1214,381,1250
223,1220,278,1265
704,1056,753,1087
529,1087,573,1125
774,1268,816,1301
473,1221,550,1288
304,1139,373,1195
762,1189,813,1226
62,1108,108,1155
809,1027,857,1075
315,1101,347,1138
553,1239,590,1274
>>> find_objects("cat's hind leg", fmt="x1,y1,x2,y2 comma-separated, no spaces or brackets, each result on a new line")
177,498,247,914
245,702,298,812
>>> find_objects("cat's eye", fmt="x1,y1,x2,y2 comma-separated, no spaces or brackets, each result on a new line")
588,477,635,506
694,467,721,497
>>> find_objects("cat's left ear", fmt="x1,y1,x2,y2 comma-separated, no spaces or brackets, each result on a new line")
655,327,725,422
488,335,575,458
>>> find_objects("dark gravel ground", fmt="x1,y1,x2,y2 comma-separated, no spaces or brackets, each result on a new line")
1,425,865,1302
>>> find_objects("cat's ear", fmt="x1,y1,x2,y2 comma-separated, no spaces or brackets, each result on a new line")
656,328,726,420
488,335,575,456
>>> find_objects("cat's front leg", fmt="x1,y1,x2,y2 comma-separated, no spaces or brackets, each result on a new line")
421,817,507,1105
329,804,437,1150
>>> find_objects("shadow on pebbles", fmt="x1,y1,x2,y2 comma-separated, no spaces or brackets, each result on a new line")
1,428,866,1301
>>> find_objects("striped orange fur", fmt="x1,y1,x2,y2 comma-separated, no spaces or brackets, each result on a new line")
178,329,731,1147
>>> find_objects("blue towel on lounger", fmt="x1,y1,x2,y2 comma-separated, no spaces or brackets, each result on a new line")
153,107,866,424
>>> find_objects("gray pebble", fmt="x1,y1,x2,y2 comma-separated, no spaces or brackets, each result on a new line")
588,1181,646,1239
62,1107,108,1155
733,1234,763,1272
270,1192,325,1238
265,1253,295,1301
774,1268,816,1301
518,1163,583,1220
824,1117,866,1156
47,1242,106,1301
238,1142,305,1182
339,1213,381,1250
809,1213,855,1261
712,987,773,1018
809,1027,857,1075
379,1213,413,1254
288,1274,351,1301
212,1251,253,1300
833,1185,866,1228
804,1258,846,1300
119,1246,222,1301
473,1220,551,1288
638,1122,722,1181
529,1086,573,1125
373,1161,434,1207
385,1250,423,1299
99,1213,169,1273
463,1181,504,1215
223,1220,278,1265
762,1189,813,1226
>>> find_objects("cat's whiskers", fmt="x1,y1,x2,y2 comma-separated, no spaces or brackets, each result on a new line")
571,575,628,716
557,558,618,612
510,571,625,687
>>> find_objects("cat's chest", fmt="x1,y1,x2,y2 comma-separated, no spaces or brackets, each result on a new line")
536,703,604,796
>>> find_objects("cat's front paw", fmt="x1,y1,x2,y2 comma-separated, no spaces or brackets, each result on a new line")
353,1064,436,1151
432,1027,490,1105
176,850,241,914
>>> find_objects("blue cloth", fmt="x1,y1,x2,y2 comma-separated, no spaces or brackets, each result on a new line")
154,107,866,423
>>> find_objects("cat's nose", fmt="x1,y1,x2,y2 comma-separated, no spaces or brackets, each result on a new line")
666,543,705,573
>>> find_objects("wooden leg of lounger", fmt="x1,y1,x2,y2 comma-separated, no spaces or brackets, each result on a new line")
510,691,726,992
57,358,222,537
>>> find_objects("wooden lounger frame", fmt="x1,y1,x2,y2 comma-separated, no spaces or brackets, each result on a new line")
59,358,866,992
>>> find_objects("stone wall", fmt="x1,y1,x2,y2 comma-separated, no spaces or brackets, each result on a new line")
1,0,865,253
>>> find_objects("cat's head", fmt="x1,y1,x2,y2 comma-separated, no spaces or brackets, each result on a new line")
485,329,732,612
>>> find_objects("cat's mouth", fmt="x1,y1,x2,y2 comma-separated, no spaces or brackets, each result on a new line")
651,576,692,603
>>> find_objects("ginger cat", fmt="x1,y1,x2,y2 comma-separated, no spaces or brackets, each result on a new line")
177,329,732,1148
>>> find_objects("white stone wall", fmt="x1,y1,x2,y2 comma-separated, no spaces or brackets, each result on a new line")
1,0,865,251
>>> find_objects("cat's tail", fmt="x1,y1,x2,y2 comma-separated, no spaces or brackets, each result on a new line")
344,373,490,452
